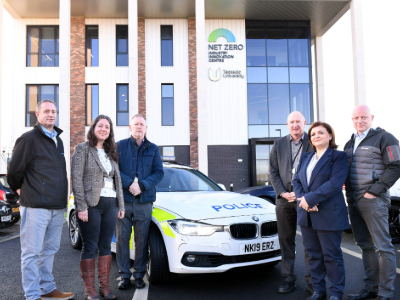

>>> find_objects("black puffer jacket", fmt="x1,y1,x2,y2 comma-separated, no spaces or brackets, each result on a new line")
7,124,68,209
344,127,400,203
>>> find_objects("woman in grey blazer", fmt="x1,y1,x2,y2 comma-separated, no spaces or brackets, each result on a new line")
72,115,125,300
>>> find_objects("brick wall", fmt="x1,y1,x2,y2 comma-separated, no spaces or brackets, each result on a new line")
70,17,86,163
188,17,198,169
138,17,146,118
208,145,250,191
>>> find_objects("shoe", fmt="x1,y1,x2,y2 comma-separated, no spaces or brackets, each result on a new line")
375,297,392,300
118,278,131,289
277,280,296,294
135,278,146,289
307,284,314,294
346,289,378,300
329,297,342,300
80,258,100,300
307,292,327,300
98,255,116,299
41,289,74,300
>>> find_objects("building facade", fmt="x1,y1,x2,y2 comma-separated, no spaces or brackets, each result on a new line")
0,0,366,191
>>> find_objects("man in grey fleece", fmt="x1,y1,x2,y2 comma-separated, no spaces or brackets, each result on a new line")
344,105,400,300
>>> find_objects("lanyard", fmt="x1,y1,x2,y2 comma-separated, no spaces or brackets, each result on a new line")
291,141,304,168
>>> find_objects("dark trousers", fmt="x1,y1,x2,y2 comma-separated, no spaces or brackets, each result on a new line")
78,197,119,260
276,201,311,284
116,199,152,279
348,197,396,298
301,225,345,298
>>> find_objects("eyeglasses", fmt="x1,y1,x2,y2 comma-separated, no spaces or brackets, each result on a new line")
352,116,369,121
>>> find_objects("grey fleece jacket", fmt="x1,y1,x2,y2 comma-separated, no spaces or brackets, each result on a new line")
344,127,400,203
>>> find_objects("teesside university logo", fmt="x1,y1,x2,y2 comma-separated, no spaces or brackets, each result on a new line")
208,28,245,82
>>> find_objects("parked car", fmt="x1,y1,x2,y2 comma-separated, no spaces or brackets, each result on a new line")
237,181,400,244
68,161,281,283
0,174,20,224
0,193,13,229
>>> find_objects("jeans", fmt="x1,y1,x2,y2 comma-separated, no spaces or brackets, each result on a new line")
77,197,119,260
116,198,152,279
20,206,64,300
348,196,396,298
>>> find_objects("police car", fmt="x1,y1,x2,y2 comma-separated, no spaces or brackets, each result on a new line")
67,161,281,283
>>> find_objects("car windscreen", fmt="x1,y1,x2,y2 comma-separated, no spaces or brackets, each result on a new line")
0,176,10,189
156,167,221,192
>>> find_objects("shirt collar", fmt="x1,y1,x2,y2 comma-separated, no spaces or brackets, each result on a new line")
40,125,58,139
290,133,304,142
355,127,372,138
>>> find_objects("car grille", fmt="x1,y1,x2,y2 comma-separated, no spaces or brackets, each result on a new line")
230,224,257,239
208,250,281,266
261,221,278,237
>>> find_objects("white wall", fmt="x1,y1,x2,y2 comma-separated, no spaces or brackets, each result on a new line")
205,19,248,145
145,19,190,146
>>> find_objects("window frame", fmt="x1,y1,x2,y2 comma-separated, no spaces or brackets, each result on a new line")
85,25,99,67
116,84,129,126
25,84,59,127
116,25,129,67
160,25,173,67
85,84,99,126
26,25,59,67
161,83,174,126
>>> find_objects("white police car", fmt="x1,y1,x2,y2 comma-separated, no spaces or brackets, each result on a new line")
67,162,281,283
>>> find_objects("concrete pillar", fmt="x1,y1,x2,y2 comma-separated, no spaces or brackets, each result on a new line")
128,0,139,118
350,0,367,105
314,36,326,121
195,0,208,174
59,0,71,187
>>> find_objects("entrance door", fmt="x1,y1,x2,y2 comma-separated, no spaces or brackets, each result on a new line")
249,138,277,186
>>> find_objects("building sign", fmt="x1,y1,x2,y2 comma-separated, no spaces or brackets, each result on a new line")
208,28,244,63
209,68,244,82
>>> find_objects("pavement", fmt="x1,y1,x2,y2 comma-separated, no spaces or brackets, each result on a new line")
1,223,400,300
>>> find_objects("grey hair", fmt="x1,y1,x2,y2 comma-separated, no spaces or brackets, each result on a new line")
36,100,56,112
131,114,146,122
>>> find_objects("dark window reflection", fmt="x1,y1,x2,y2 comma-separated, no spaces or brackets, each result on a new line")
162,84,174,126
86,84,99,125
116,26,128,66
256,144,270,185
288,27,309,66
86,26,99,67
290,84,311,123
117,84,129,125
267,28,287,66
161,26,173,66
246,26,266,67
268,84,289,124
26,85,59,126
27,26,59,67
247,84,268,125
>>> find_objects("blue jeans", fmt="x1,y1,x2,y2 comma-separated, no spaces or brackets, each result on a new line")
20,206,64,300
77,197,118,260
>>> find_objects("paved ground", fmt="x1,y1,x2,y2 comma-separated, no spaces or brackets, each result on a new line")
1,223,400,300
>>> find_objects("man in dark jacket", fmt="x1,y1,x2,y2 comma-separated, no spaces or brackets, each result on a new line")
116,114,164,289
269,111,313,294
344,105,400,300
7,100,73,300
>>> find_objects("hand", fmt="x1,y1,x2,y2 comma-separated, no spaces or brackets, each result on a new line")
118,211,125,219
297,196,310,211
308,206,319,212
78,210,88,222
364,192,376,199
16,189,20,196
129,182,142,196
282,192,296,202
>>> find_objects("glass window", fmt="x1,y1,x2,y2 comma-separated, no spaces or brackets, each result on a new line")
268,84,290,124
27,26,59,67
116,26,128,66
86,84,99,125
289,67,309,83
290,84,311,123
248,125,269,139
256,144,270,185
247,67,267,83
246,25,266,67
288,27,309,67
266,28,288,66
268,67,289,83
161,25,173,66
26,85,59,126
162,84,174,126
86,26,99,67
163,147,174,157
247,84,268,125
117,84,129,126
269,125,290,138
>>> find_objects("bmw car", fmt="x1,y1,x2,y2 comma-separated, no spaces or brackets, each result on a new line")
67,162,281,283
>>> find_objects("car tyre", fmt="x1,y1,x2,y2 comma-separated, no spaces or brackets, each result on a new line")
69,210,82,249
146,226,171,283
389,203,400,244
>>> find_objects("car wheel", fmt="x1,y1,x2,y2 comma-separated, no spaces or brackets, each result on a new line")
11,215,20,224
146,226,171,283
389,204,400,244
69,210,82,249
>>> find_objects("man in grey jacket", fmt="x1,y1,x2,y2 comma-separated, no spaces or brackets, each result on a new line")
269,111,313,294
344,105,400,300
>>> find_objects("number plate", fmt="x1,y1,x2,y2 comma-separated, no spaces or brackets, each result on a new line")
12,207,20,213
1,215,11,222
240,241,275,254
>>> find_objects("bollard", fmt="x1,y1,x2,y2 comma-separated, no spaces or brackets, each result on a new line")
230,182,233,192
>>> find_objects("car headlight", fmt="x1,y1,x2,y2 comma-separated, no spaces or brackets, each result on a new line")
167,219,224,236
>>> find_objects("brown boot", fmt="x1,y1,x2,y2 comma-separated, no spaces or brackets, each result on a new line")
80,258,100,300
98,255,116,300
